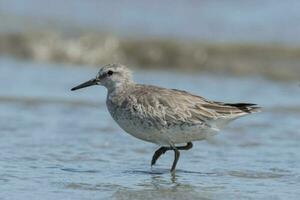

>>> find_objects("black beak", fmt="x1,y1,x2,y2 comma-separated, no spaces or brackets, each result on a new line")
71,78,98,91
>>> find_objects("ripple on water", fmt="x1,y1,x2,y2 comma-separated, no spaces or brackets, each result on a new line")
113,187,214,200
61,168,101,173
228,170,287,179
63,182,124,191
0,178,9,183
124,168,223,177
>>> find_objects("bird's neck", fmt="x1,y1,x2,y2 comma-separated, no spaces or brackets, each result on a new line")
107,82,134,104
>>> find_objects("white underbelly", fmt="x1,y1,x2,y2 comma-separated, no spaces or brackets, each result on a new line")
163,124,219,144
114,116,219,145
114,117,168,144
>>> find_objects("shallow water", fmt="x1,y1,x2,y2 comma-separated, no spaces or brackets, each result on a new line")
0,58,300,199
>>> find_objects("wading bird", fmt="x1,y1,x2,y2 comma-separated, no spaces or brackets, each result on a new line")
71,64,260,174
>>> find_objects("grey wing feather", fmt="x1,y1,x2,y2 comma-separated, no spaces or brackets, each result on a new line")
129,85,260,127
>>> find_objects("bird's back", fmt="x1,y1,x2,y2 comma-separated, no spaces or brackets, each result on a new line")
125,84,258,122
106,84,260,144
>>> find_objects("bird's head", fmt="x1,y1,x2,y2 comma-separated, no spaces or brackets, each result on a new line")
71,64,133,91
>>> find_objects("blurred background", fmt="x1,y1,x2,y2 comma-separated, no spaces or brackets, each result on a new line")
1,0,300,79
1,1,300,200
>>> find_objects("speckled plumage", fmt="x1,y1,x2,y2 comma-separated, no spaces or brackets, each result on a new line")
71,63,260,173
106,83,260,145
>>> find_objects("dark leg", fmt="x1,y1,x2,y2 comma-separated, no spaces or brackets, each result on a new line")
170,148,180,173
177,142,193,150
151,146,172,166
170,142,193,173
151,142,193,167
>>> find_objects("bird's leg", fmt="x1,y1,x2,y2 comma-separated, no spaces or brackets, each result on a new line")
170,142,193,173
151,142,193,167
170,148,180,174
151,146,172,166
177,142,193,150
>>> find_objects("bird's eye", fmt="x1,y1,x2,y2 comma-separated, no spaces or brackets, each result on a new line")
107,70,114,76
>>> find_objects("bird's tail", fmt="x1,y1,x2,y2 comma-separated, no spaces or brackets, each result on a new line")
207,103,261,130
224,103,261,114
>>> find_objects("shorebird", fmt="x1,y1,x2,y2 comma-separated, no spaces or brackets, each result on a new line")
71,64,260,173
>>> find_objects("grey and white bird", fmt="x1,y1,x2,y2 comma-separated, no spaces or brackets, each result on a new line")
71,64,260,173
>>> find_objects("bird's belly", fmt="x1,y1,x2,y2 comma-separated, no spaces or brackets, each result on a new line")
164,124,219,144
113,116,169,144
107,104,163,144
108,104,220,145
113,114,219,145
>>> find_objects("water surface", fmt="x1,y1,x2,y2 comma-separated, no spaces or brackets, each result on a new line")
0,58,300,199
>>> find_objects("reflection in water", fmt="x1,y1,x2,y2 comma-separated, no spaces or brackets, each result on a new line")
113,173,213,200
115,167,291,199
